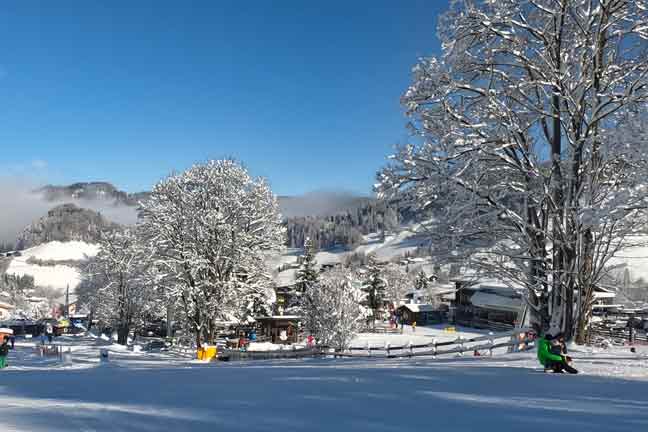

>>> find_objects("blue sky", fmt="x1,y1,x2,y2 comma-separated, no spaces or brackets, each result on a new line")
0,1,444,196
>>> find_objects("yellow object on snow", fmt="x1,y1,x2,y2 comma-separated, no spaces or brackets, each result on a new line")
197,346,217,361
444,326,456,333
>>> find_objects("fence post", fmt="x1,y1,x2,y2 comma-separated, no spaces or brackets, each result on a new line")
458,336,464,357
409,341,413,357
366,341,371,357
488,332,494,357
385,342,390,358
432,339,437,359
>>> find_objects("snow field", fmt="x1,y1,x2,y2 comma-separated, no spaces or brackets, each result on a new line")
6,241,99,291
1,335,647,432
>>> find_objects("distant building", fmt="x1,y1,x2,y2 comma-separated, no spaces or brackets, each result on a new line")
452,280,523,330
396,304,445,325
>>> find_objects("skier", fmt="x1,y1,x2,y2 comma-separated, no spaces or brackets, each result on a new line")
412,321,417,333
537,333,578,374
9,334,15,350
0,337,9,369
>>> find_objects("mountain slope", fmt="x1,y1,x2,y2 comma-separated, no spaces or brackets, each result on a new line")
17,204,118,250
38,182,149,206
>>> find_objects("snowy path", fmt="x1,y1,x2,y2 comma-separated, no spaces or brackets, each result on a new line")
1,341,648,431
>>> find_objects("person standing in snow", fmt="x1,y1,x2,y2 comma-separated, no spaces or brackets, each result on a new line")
626,316,637,345
46,323,54,344
537,333,577,374
0,337,9,369
412,321,417,333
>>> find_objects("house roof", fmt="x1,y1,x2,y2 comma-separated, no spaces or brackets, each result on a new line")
256,315,302,321
469,291,522,313
399,304,437,313
593,292,617,299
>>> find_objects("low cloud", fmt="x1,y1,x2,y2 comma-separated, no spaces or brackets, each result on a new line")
0,177,139,245
279,190,370,218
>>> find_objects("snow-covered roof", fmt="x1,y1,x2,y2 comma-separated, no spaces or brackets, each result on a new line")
592,304,624,309
467,278,525,292
400,304,437,313
593,292,617,299
469,291,522,313
274,268,297,287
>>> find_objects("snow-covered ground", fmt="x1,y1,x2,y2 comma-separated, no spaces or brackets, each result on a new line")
1,334,647,432
6,241,98,290
351,323,486,348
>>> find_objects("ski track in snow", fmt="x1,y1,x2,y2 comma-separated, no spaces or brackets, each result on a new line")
0,335,647,432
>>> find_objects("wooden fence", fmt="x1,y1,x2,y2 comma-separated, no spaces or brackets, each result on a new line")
589,325,648,345
334,328,535,359
216,328,535,361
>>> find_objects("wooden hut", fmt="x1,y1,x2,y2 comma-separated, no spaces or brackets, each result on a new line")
255,316,302,344
396,304,444,325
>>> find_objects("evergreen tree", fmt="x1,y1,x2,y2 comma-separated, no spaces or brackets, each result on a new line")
286,237,319,319
296,237,319,293
414,271,429,292
361,254,386,328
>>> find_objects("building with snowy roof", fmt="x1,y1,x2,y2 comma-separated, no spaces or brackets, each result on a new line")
396,303,445,326
452,280,524,331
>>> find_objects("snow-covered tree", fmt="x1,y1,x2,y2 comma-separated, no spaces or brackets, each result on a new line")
378,0,648,341
382,263,412,305
289,237,320,324
361,254,386,326
140,160,285,347
0,274,34,318
80,228,161,344
303,267,365,351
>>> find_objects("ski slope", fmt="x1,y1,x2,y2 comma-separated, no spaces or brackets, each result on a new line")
0,336,647,432
6,241,99,291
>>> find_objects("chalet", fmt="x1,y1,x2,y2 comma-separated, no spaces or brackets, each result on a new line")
453,280,523,330
396,304,445,325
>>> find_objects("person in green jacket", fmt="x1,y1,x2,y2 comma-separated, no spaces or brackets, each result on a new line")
0,337,9,369
537,333,578,374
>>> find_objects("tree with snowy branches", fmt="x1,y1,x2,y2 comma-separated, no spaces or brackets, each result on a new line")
303,267,365,351
361,254,387,328
80,228,162,344
377,0,648,341
139,160,285,348
382,263,412,306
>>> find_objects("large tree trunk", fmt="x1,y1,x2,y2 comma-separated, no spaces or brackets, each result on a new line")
117,324,130,345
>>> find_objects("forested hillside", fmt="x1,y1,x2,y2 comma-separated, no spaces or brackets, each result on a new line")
285,200,401,249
